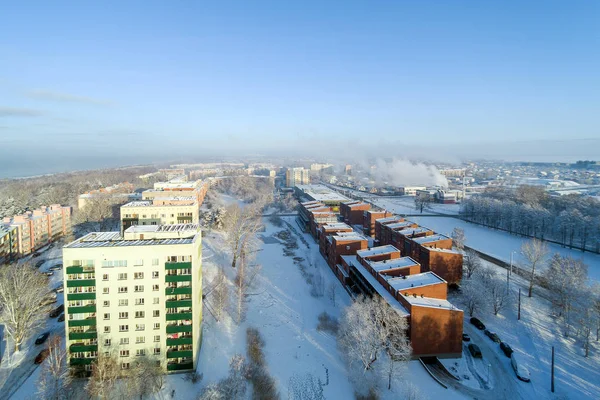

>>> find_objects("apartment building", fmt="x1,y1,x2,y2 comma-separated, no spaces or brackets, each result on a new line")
2,205,72,257
322,231,369,283
0,225,18,264
339,201,371,226
120,197,199,233
362,210,394,237
62,224,202,374
285,167,310,187
142,179,209,206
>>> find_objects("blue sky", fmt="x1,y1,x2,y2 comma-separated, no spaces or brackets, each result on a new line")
1,1,599,175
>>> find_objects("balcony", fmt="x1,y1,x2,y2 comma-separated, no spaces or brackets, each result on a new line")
68,318,96,327
167,361,193,371
166,336,193,346
165,286,192,295
66,266,94,274
166,349,193,359
66,279,96,288
165,274,191,283
67,292,96,301
165,299,192,308
69,330,97,340
166,312,192,321
166,324,193,334
70,357,94,366
69,343,98,353
68,304,97,314
165,261,192,270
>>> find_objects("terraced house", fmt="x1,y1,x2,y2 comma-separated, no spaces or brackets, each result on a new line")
62,224,202,375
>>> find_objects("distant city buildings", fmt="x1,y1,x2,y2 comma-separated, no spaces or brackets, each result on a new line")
78,183,141,210
142,179,209,205
285,167,310,187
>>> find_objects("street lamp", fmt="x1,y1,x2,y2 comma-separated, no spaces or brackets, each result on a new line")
509,251,518,276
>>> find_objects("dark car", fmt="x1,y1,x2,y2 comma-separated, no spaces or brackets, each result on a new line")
470,317,486,330
54,285,64,293
49,304,64,318
468,343,482,358
35,260,46,269
43,271,54,277
35,332,50,345
32,252,42,258
35,349,50,364
48,264,63,271
500,342,513,358
484,329,501,343
58,313,65,322
462,334,471,342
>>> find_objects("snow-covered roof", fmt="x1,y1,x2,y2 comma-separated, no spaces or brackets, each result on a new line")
65,224,200,248
401,294,457,310
411,234,450,244
385,272,445,291
396,227,432,236
367,257,419,272
321,222,352,231
375,216,400,223
386,221,415,229
357,245,400,258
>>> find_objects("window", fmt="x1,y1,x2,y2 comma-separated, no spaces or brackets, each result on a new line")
121,362,130,370
153,298,160,304
102,274,109,281
104,339,111,346
136,349,146,357
134,259,144,266
152,284,159,292
119,325,129,332
119,350,130,357
152,258,159,266
136,324,145,331
153,323,160,330
119,299,128,306
118,287,128,294
135,311,145,318
152,271,159,279
103,301,110,307
153,310,160,317
154,335,160,343
153,348,161,355
103,313,110,320
134,285,144,293
134,272,144,279
104,326,110,333
119,312,128,319
135,298,145,306
103,288,109,294
118,273,127,280
136,336,145,344
120,338,129,345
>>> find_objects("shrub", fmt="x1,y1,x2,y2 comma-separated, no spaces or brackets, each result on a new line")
317,312,339,335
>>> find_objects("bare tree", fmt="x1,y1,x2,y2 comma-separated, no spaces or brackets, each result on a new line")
460,276,488,317
234,251,262,324
85,351,121,399
37,335,71,400
328,283,337,307
220,354,248,399
224,204,262,269
414,195,431,214
210,267,230,320
451,227,466,252
287,373,325,400
486,275,509,316
0,262,51,352
123,355,165,399
463,250,482,279
521,239,549,297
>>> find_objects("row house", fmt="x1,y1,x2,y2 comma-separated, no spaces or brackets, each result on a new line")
318,223,353,258
363,210,394,238
322,232,368,283
339,201,371,226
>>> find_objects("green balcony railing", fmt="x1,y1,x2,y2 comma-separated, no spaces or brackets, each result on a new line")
166,324,193,334
165,261,192,270
70,357,94,366
165,299,192,308
67,292,96,301
166,337,193,346
68,305,97,314
165,286,192,295
167,361,193,371
69,330,98,340
69,343,98,353
166,350,193,359
166,312,192,321
165,275,192,283
68,318,96,327
66,279,96,288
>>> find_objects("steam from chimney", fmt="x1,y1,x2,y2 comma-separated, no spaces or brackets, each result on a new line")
370,158,448,188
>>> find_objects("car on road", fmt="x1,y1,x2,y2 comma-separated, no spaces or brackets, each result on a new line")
58,313,65,322
462,334,471,342
35,332,50,345
511,354,531,382
52,284,64,293
48,264,63,271
468,343,482,358
34,349,50,364
43,271,54,276
500,342,513,358
49,304,64,318
484,329,501,343
470,317,486,330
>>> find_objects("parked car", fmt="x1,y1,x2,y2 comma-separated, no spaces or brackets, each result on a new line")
484,329,501,343
511,354,531,382
58,313,65,322
35,332,50,345
43,271,54,277
468,343,482,358
470,317,486,330
54,285,64,293
32,252,42,258
35,260,45,269
500,342,513,358
34,349,50,364
462,334,471,342
41,293,57,306
48,264,63,271
49,304,64,318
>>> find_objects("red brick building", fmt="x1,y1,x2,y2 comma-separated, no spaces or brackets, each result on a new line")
363,210,393,237
374,216,404,245
318,223,353,257
323,232,368,283
340,201,371,226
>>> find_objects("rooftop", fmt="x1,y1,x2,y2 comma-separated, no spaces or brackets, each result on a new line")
375,216,401,223
386,221,415,229
401,293,457,310
368,256,419,272
65,224,200,248
397,227,432,236
357,245,399,258
385,272,445,291
321,222,352,231
295,184,350,202
411,234,451,244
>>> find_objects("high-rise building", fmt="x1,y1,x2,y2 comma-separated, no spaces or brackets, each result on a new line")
120,198,199,233
63,224,202,374
285,167,310,187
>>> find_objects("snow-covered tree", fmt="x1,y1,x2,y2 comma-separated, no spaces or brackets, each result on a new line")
521,239,549,297
36,335,71,400
463,250,482,279
451,227,465,252
85,352,121,399
460,275,489,317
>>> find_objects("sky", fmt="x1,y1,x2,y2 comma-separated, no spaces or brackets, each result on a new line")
1,1,599,177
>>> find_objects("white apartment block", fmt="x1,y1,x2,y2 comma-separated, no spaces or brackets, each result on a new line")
63,224,202,374
120,197,199,233
286,167,310,187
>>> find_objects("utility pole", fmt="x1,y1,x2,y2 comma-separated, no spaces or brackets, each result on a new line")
551,346,555,393
506,268,510,294
518,288,521,321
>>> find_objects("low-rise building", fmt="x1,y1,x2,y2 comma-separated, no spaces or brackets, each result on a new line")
340,201,371,226
363,210,394,237
323,231,369,282
294,185,350,212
